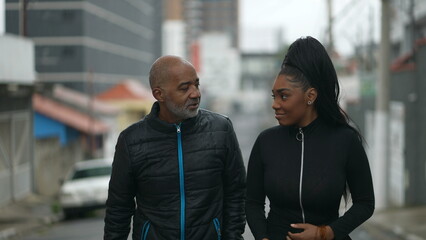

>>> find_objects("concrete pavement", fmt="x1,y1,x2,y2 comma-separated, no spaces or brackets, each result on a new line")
0,194,62,240
366,206,426,240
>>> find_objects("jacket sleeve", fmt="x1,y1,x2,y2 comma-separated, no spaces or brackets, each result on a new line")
104,133,136,240
245,136,269,240
329,133,375,240
222,119,247,240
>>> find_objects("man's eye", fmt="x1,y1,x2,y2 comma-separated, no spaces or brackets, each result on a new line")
281,95,288,100
271,94,275,99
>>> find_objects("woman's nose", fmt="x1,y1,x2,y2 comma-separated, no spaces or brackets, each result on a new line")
272,99,279,110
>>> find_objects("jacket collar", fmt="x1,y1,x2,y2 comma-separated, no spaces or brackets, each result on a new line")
288,117,322,138
146,102,199,133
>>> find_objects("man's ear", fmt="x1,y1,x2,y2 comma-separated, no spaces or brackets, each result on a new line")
152,87,164,102
306,87,318,104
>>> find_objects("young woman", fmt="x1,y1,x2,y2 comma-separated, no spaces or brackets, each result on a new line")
246,36,374,240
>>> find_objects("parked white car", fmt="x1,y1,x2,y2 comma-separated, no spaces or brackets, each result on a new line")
59,158,112,218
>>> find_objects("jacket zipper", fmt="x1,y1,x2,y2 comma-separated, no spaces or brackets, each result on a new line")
176,123,186,240
297,127,306,223
141,221,150,240
213,218,221,240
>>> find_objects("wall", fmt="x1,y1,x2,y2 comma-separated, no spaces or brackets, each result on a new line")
0,34,35,207
34,137,83,196
347,44,426,207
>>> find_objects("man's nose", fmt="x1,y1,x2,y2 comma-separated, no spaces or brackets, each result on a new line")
189,87,201,99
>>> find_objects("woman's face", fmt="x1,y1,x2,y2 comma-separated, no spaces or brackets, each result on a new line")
271,74,314,127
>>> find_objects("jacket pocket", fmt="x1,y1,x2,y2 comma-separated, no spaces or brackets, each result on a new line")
141,221,151,240
213,218,221,240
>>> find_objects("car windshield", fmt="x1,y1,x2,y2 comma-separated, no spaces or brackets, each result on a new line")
71,166,112,180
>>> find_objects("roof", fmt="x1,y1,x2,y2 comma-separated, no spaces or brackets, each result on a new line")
96,79,155,102
53,85,120,116
33,94,109,134
391,52,415,73
391,37,426,73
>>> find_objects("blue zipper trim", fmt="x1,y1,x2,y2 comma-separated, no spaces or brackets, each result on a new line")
213,218,221,240
141,221,150,240
176,123,186,240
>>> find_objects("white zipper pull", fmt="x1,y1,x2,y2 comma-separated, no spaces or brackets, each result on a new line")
296,128,304,141
176,124,181,133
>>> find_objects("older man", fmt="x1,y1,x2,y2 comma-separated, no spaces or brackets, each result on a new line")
104,56,246,240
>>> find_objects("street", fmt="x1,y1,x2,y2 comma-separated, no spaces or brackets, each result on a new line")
21,110,387,240
21,210,107,240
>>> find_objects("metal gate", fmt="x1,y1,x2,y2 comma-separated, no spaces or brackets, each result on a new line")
0,110,33,207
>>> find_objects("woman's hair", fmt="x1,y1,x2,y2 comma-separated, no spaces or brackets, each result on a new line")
280,36,363,141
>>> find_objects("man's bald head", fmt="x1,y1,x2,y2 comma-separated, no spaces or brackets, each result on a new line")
149,55,194,89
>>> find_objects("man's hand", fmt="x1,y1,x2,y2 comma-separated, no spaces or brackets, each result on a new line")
286,223,334,240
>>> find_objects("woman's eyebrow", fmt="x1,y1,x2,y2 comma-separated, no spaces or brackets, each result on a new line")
272,88,292,94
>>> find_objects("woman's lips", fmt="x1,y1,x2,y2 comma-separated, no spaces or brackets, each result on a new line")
275,113,286,119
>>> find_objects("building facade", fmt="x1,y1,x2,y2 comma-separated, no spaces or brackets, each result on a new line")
346,0,426,208
5,0,162,93
162,0,186,57
0,35,35,207
163,0,239,60
390,0,426,57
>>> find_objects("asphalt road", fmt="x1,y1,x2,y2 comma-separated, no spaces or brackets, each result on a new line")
21,210,107,240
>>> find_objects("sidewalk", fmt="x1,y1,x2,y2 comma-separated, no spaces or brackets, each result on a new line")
365,205,426,240
0,194,62,240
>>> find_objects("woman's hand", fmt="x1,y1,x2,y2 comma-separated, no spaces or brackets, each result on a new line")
286,223,334,240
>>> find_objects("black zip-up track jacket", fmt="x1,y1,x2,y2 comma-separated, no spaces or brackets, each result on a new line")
246,118,374,240
104,102,246,240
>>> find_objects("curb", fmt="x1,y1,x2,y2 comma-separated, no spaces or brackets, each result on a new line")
0,228,16,240
365,220,425,240
0,213,63,240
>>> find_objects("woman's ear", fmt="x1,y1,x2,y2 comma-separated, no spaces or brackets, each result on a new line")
152,87,164,102
306,88,318,104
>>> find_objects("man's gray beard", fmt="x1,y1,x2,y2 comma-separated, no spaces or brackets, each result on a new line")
165,99,199,120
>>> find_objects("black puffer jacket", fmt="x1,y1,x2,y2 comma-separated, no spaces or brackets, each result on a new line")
104,102,246,240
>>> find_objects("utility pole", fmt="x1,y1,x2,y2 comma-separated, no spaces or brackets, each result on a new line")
374,0,391,209
87,69,96,159
409,0,416,50
19,0,29,36
326,0,334,54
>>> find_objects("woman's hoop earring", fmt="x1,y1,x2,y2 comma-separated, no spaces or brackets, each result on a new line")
308,101,312,105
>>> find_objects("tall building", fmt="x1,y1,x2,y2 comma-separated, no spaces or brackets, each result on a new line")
162,0,186,57
5,0,162,93
198,0,239,49
163,0,239,59
162,0,241,113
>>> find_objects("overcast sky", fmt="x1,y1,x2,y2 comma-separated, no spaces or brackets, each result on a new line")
0,0,381,56
241,0,381,56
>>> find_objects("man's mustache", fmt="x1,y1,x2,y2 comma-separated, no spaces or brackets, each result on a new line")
185,98,200,106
